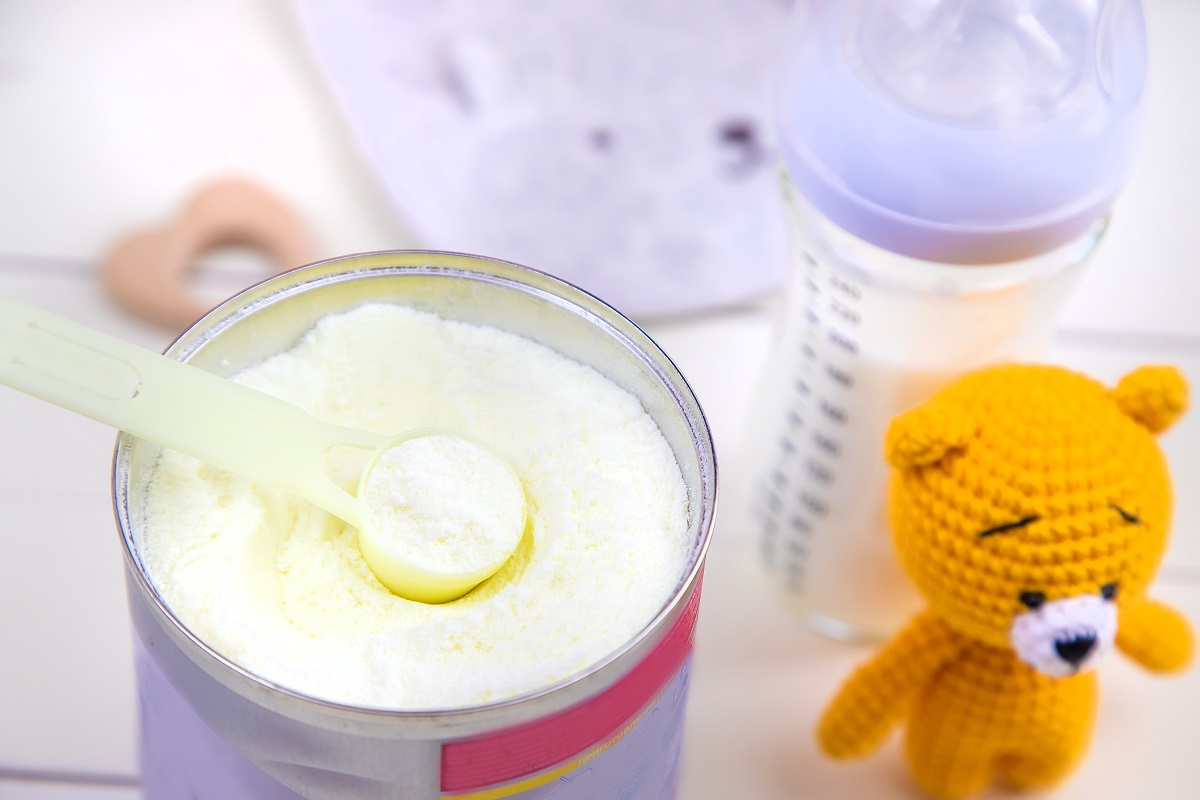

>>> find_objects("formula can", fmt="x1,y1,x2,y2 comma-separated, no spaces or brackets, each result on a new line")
114,251,717,799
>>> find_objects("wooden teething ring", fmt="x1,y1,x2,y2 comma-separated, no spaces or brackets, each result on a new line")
102,177,313,331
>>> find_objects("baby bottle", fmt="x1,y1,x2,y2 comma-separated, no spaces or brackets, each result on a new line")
746,0,1148,640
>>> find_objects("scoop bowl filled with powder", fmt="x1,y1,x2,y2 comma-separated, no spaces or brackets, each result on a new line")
357,430,528,602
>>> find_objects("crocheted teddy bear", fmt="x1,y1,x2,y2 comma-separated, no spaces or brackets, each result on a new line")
816,363,1194,799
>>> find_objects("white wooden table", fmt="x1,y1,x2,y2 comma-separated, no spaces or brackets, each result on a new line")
2,2,1199,798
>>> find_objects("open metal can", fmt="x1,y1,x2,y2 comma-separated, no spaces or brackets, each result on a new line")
114,251,717,799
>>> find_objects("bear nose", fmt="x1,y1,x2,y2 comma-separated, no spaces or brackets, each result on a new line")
1055,633,1097,666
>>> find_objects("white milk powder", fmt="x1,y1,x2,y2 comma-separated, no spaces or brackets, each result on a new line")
138,303,690,710
361,433,526,575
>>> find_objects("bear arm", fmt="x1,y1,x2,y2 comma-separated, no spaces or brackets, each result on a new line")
1116,597,1195,673
817,610,963,760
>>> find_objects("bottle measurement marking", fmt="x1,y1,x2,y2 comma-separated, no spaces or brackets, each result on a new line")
819,401,847,425
829,275,862,300
825,363,854,388
829,299,861,326
799,492,828,517
813,433,841,457
761,247,874,601
827,329,859,354
806,459,834,484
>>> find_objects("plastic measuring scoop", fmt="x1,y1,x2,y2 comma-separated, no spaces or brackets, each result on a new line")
0,295,526,604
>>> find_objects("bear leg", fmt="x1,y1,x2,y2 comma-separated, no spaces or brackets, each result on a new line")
905,723,994,800
995,749,1083,791
996,679,1095,791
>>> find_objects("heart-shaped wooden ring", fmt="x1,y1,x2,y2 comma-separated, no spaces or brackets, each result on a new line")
102,177,313,331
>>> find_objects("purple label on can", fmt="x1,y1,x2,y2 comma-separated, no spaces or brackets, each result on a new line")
138,644,303,799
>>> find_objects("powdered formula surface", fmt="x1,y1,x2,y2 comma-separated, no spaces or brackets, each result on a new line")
138,303,691,710
361,433,526,575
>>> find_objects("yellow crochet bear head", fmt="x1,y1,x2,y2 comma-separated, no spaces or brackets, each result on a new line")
887,364,1187,675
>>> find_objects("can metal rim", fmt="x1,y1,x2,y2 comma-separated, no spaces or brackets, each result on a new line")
113,249,717,736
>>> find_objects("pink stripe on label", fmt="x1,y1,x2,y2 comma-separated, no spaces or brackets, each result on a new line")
441,570,705,793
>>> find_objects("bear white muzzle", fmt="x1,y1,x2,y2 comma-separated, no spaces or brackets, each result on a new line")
1009,595,1118,677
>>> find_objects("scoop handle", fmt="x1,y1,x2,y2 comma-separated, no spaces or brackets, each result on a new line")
0,295,382,526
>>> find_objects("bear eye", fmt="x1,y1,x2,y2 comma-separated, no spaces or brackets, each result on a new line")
980,515,1040,538
1019,591,1046,610
1111,505,1141,524
1101,582,1119,601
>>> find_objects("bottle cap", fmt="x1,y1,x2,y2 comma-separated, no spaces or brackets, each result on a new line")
777,0,1147,264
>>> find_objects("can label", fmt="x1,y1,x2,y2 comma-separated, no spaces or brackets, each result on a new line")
137,574,702,799
440,577,702,799
138,642,307,800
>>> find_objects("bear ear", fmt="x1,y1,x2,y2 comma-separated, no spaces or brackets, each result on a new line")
1111,365,1189,434
885,402,974,469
